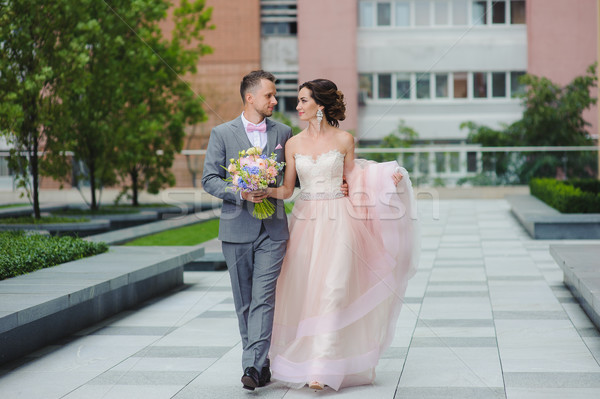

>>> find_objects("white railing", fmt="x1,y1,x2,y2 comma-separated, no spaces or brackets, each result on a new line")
1,145,598,190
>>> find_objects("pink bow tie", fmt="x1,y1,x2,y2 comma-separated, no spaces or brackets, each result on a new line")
246,122,266,133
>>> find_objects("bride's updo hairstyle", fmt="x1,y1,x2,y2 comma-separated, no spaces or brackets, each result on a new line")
299,79,346,128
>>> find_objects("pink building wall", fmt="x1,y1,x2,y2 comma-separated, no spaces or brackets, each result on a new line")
527,0,598,138
297,0,358,132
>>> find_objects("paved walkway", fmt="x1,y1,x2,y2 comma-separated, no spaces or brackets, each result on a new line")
1,199,599,398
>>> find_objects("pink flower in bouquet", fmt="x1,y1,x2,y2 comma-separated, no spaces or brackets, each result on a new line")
222,146,286,219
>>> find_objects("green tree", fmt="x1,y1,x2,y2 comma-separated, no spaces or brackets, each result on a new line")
463,64,598,183
112,0,213,206
360,120,418,162
43,0,213,209
0,1,90,218
271,112,302,135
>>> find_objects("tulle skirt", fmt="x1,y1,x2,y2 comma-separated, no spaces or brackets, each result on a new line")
269,160,419,391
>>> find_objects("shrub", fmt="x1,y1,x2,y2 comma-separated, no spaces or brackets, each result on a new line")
530,178,600,213
568,178,600,195
0,232,108,281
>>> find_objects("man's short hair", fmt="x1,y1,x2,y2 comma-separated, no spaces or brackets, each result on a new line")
240,70,276,103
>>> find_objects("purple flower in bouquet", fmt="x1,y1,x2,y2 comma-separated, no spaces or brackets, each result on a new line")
223,146,285,219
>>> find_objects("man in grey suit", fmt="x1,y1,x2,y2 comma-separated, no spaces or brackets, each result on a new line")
201,70,292,391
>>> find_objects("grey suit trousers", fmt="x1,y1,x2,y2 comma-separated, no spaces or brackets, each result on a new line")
222,225,287,371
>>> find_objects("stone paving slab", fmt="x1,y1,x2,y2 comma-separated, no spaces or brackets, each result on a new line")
0,245,205,365
0,199,599,398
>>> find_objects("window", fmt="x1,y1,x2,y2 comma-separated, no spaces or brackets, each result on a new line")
435,152,445,172
377,2,392,26
358,0,524,28
472,1,487,25
359,74,373,103
378,74,392,98
435,74,449,98
396,73,411,99
511,0,525,24
359,70,521,100
511,71,526,97
473,72,487,98
452,0,468,25
359,1,375,27
279,97,297,112
395,1,410,26
415,1,430,26
453,72,468,98
262,22,297,35
416,73,431,99
467,152,477,172
492,1,506,24
492,72,506,97
434,1,449,25
261,0,298,36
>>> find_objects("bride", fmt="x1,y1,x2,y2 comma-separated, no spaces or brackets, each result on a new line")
265,79,418,391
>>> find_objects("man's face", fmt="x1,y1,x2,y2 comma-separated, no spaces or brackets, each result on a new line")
249,79,278,118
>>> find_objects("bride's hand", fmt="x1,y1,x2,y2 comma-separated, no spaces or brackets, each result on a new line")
392,171,403,186
341,177,349,196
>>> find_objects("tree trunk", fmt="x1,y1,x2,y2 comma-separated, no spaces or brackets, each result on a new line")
89,159,97,210
131,169,139,207
31,138,40,219
24,93,41,219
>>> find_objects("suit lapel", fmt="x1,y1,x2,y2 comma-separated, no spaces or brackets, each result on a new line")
230,117,253,150
265,119,277,155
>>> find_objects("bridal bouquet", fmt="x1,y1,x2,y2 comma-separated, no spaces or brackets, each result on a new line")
224,146,285,219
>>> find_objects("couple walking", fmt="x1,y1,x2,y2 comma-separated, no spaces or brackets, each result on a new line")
201,70,418,391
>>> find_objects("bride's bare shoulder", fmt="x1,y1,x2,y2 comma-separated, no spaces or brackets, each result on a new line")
333,129,355,148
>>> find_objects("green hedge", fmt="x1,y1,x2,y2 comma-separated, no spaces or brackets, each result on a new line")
0,232,108,281
568,179,600,195
530,178,600,213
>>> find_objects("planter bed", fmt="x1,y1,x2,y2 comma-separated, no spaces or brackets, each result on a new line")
0,219,110,237
0,245,204,365
507,195,600,239
550,244,600,330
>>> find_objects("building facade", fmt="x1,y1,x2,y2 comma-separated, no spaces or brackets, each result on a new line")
24,0,599,190
258,0,597,144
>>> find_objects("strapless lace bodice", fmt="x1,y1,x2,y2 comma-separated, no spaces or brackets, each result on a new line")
294,149,345,200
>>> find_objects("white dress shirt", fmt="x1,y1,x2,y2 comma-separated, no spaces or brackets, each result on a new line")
241,112,267,149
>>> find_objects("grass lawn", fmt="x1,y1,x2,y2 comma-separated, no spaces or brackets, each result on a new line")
0,204,28,210
0,216,89,224
284,202,294,213
124,203,294,246
124,219,220,246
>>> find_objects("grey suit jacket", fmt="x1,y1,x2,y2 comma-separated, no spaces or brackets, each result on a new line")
201,116,292,243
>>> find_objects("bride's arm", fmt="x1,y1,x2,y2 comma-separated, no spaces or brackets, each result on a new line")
267,143,297,200
342,132,355,176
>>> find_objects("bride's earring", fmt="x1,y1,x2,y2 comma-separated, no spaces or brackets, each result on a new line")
316,109,323,125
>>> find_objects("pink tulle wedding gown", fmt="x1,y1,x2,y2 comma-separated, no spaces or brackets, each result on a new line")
269,149,419,391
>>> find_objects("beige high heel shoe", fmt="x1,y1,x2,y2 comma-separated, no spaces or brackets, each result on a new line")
308,381,324,390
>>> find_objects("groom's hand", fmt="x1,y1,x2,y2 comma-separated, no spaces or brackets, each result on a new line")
242,189,268,203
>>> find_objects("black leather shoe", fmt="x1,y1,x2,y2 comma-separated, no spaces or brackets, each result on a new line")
241,367,260,391
259,358,271,387
259,365,271,387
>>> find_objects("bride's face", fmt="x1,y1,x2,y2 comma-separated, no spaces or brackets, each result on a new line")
296,87,321,121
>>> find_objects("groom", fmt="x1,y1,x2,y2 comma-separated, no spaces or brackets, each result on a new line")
201,70,292,390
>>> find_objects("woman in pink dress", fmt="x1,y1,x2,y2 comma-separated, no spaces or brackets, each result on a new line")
265,79,418,391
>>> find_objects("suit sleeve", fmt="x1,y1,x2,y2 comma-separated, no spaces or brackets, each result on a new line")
201,128,242,206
